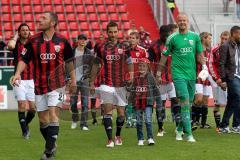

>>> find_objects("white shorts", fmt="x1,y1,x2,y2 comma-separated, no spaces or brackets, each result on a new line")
195,84,211,96
98,85,127,107
35,90,62,112
13,80,35,101
159,82,176,100
212,86,227,105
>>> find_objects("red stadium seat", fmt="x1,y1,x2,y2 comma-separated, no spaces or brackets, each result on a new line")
84,0,93,5
1,0,10,5
2,5,11,13
27,22,35,30
12,5,22,13
108,5,117,13
71,31,79,39
23,5,32,13
76,5,85,13
86,6,96,13
4,22,13,31
53,0,63,5
44,5,53,12
35,14,41,21
58,22,68,30
32,0,41,5
43,0,52,4
123,22,130,30
34,5,43,13
2,14,11,21
118,31,123,38
105,0,114,5
80,22,89,30
67,14,77,21
91,22,100,30
61,31,70,39
73,0,83,4
22,0,31,5
13,14,23,22
101,22,108,30
58,14,66,21
121,13,129,21
55,5,64,13
65,5,74,13
14,22,21,30
93,31,101,39
5,31,13,40
89,13,98,21
25,14,34,21
99,14,109,21
97,5,106,13
118,5,127,13
95,0,104,5
69,22,79,30
12,0,21,5
83,31,92,38
64,0,73,5
116,0,124,5
78,14,88,21
109,13,119,21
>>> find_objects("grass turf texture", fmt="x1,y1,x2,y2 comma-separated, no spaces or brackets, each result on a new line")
0,109,240,160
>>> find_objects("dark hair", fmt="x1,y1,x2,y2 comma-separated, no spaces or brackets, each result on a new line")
220,31,230,37
230,26,240,36
168,23,178,32
18,23,30,32
45,12,58,28
107,21,118,32
200,32,212,41
159,25,170,44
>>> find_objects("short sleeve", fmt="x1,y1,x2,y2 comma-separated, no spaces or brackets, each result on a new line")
195,34,203,54
63,40,74,61
162,36,173,56
21,41,33,64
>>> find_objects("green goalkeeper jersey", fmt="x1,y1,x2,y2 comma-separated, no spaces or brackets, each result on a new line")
163,31,203,80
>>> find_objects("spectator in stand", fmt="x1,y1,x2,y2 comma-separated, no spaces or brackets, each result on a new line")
128,23,138,36
167,0,176,13
236,0,240,19
0,36,7,65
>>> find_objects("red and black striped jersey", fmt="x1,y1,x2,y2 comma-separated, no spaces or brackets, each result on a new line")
94,40,132,87
21,32,74,95
148,40,172,84
209,44,221,81
11,39,33,80
196,49,211,85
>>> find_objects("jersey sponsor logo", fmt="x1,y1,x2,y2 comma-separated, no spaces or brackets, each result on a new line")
132,58,139,63
106,55,120,61
118,48,123,54
189,40,194,45
136,52,140,57
40,53,56,63
21,48,27,55
54,45,61,53
136,86,148,92
180,47,193,53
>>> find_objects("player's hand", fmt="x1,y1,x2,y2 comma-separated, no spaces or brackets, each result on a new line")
11,74,21,87
216,78,222,86
220,82,227,91
198,64,209,81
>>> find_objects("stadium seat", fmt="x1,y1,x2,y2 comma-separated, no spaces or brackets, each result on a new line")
91,22,100,30
13,14,23,22
78,14,88,21
14,22,21,30
69,22,79,30
99,14,109,21
55,5,64,13
2,5,11,13
105,0,114,5
123,22,130,30
76,5,85,13
80,22,89,30
2,14,11,21
43,0,52,4
11,0,21,5
27,22,35,30
1,0,10,5
58,14,66,21
101,22,108,30
58,22,68,30
4,31,13,40
44,5,53,12
118,31,123,38
35,14,41,21
82,31,92,38
12,5,22,13
71,31,79,39
118,5,127,13
95,0,104,5
89,14,99,21
121,13,129,21
110,13,119,21
73,0,83,4
65,5,75,13
97,5,106,13
93,31,101,39
61,31,70,39
53,0,63,5
32,0,41,5
25,14,34,21
108,5,117,13
23,5,32,13
84,0,94,5
4,22,13,31
67,14,77,21
34,5,43,13
116,0,124,5
64,0,73,5
86,6,96,13
22,0,31,5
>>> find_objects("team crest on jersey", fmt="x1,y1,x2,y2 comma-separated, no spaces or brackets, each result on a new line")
118,48,123,54
21,48,27,55
136,52,140,57
189,40,194,45
54,45,61,53
162,46,168,52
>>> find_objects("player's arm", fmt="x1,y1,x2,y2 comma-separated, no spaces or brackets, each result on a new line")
7,32,18,50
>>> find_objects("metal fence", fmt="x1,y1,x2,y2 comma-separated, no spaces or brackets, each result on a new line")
0,50,13,66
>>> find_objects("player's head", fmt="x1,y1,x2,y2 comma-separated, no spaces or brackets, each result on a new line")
77,34,87,47
138,58,150,75
17,23,30,40
129,31,140,46
107,21,119,41
159,25,171,44
168,23,178,34
200,32,212,48
230,26,240,42
39,12,58,31
139,26,144,32
220,31,230,44
176,12,189,32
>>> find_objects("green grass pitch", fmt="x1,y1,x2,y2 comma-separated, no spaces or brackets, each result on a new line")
0,109,240,160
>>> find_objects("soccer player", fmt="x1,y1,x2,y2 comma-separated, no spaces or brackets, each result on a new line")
125,31,149,128
128,58,160,146
90,22,133,148
7,23,36,139
12,12,76,159
209,31,230,132
148,25,180,136
192,32,212,129
159,12,207,142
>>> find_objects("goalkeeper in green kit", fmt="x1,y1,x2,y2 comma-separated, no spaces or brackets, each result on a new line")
158,12,208,142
